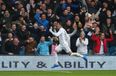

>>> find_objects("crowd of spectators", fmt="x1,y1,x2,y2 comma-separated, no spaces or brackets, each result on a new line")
0,0,116,56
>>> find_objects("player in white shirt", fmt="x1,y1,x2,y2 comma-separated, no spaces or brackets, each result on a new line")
49,20,87,68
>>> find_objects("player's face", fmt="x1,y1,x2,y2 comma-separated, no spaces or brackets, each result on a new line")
56,23,61,30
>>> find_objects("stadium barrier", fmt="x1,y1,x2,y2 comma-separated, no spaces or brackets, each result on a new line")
0,56,116,71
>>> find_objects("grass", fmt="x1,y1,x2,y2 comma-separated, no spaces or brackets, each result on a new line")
0,70,116,76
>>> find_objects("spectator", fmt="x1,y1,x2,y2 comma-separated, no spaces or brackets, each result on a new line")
99,2,109,23
1,10,12,28
28,22,40,43
73,14,83,30
0,32,3,54
76,31,89,55
34,9,49,34
3,32,14,55
79,6,87,26
88,1,98,14
9,37,21,55
112,9,116,25
51,37,59,56
87,23,100,55
64,20,74,34
101,18,115,38
36,36,52,56
40,3,47,13
91,30,113,55
0,0,3,6
60,9,73,25
84,14,93,30
17,16,27,27
38,26,47,41
70,15,82,52
46,8,60,25
106,10,112,18
109,32,116,55
56,0,67,16
10,23,18,37
26,0,38,23
17,25,30,43
19,7,29,22
0,3,7,17
25,37,37,55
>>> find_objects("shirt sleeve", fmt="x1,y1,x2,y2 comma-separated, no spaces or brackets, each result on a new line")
68,30,77,37
34,13,42,25
49,28,62,37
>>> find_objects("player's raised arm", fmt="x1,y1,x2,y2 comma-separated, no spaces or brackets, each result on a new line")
49,22,63,37
68,29,77,37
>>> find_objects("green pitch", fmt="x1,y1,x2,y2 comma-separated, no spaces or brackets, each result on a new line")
0,70,116,76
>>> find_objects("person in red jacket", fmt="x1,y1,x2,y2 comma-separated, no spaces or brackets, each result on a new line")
91,30,113,55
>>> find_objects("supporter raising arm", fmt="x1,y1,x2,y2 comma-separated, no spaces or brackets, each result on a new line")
36,36,52,56
91,30,113,55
